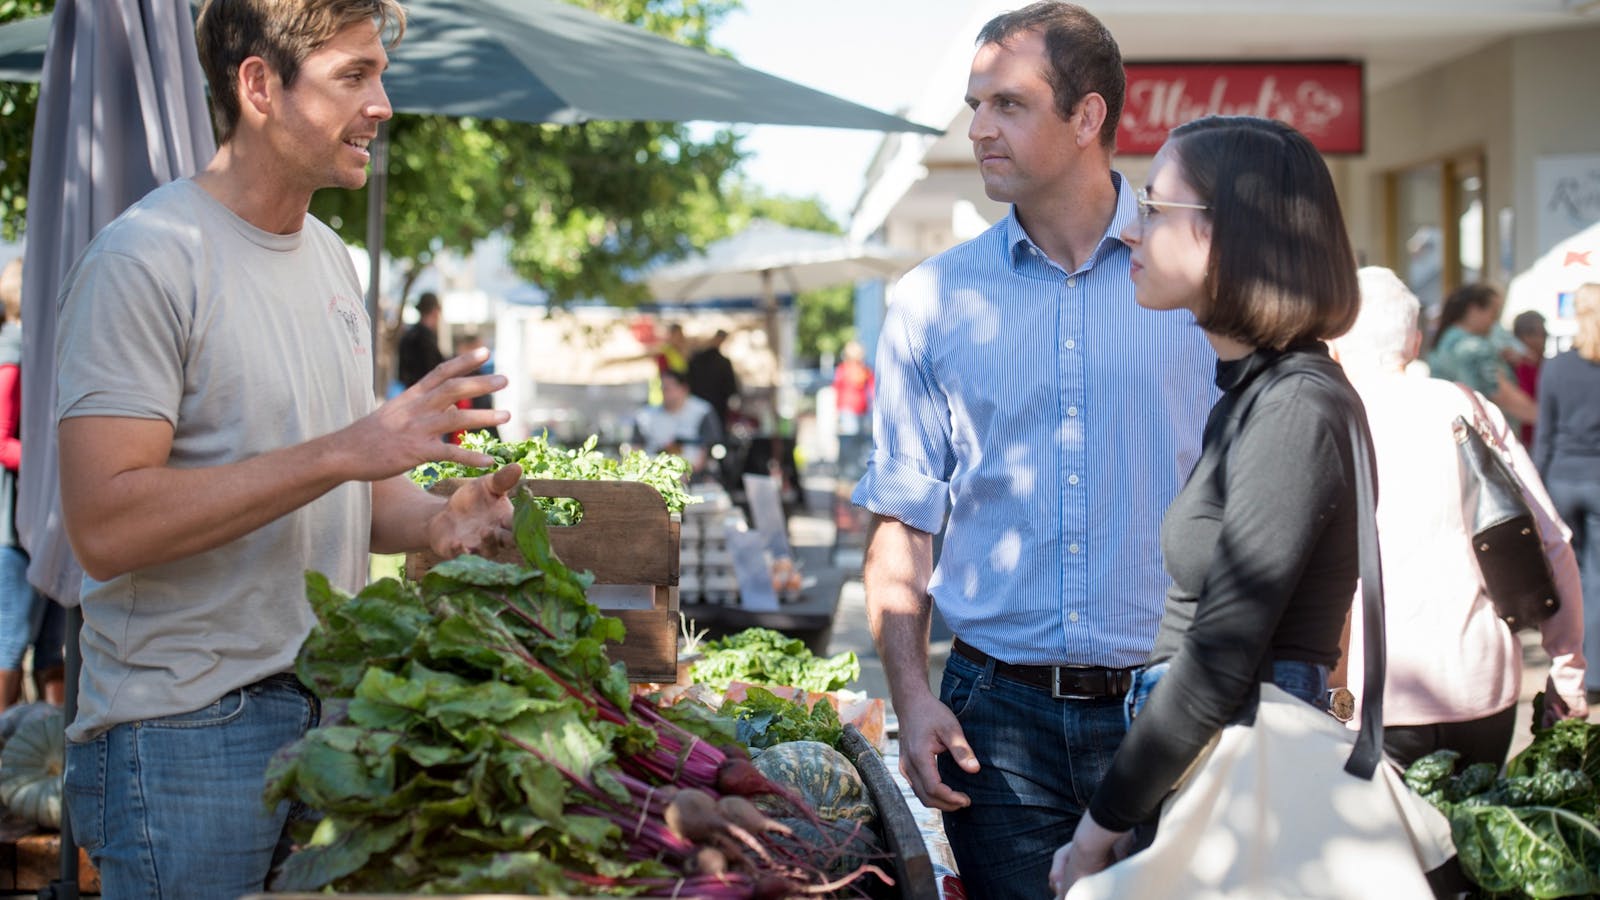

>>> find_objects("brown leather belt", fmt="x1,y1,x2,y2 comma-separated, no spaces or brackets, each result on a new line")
952,638,1136,700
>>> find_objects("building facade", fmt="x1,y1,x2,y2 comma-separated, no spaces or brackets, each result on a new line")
850,1,1600,348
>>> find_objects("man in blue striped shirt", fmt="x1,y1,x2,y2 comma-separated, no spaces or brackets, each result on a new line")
852,4,1216,896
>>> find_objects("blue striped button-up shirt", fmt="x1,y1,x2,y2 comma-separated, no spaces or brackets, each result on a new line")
853,173,1218,667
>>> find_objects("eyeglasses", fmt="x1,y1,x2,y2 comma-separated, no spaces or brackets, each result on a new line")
1136,187,1210,222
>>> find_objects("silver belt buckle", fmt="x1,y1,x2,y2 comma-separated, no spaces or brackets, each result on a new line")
1052,665,1101,700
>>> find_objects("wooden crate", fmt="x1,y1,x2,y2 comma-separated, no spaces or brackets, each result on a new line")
406,479,680,683
0,817,99,893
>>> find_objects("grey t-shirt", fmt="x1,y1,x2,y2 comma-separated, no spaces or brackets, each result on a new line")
56,178,373,740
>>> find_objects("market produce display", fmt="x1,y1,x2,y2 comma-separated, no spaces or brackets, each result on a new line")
266,497,889,896
410,433,697,522
721,687,844,750
1406,703,1600,899
752,741,882,880
689,627,860,694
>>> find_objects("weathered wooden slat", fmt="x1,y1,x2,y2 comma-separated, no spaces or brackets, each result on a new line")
841,724,938,900
607,608,678,683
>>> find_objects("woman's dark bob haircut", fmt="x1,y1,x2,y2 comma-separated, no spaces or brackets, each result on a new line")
1168,116,1360,350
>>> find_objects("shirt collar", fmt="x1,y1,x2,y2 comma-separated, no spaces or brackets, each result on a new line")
1215,341,1331,392
1004,171,1138,274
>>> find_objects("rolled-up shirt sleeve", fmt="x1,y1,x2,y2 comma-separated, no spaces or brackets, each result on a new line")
851,271,952,535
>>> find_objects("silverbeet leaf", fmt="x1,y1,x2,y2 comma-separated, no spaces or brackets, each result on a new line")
1449,805,1600,899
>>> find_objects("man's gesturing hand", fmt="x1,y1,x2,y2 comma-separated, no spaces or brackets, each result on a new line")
340,348,511,481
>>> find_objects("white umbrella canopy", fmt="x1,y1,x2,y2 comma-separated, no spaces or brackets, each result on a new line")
645,221,921,403
1506,221,1600,341
645,219,921,302
18,0,216,608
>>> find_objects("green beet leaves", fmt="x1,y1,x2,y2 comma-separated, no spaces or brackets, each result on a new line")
266,499,669,894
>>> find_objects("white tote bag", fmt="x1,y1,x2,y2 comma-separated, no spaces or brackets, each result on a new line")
1070,363,1455,900
1067,682,1453,899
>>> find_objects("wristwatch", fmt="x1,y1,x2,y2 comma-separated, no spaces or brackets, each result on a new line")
1324,686,1356,722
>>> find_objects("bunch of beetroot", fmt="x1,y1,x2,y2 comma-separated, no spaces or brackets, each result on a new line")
265,499,888,897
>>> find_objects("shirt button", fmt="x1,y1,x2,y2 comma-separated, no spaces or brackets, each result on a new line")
1066,276,1078,288
1068,474,1080,485
1067,406,1079,417
1064,339,1076,350
1069,611,1081,623
1068,543,1081,554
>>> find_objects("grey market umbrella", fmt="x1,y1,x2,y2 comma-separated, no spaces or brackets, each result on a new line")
0,0,941,129
18,0,214,606
386,0,938,131
15,0,215,892
0,13,45,81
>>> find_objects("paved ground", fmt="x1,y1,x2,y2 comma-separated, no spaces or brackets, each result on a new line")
792,473,1583,761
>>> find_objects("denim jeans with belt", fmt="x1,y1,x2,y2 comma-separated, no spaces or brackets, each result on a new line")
935,650,1126,900
1125,658,1330,728
63,673,319,899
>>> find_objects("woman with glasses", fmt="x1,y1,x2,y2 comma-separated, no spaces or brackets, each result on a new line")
1049,116,1367,895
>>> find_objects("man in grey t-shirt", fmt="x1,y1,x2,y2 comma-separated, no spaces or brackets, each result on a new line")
54,3,513,897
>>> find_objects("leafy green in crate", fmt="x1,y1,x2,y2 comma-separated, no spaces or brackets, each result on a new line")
410,433,695,523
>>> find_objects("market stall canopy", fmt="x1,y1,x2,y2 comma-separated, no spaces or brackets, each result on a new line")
645,220,923,302
385,0,941,131
0,13,45,81
0,0,942,135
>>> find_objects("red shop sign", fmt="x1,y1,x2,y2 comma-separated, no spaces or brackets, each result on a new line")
1118,62,1364,155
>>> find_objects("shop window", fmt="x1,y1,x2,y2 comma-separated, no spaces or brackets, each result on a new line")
1386,154,1487,329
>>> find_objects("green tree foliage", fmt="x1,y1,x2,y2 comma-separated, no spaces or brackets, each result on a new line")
0,0,51,242
311,0,748,307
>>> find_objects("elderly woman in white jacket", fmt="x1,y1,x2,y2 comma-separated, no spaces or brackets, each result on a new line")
1331,267,1586,768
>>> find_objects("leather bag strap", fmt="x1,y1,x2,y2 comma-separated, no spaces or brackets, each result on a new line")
1454,381,1509,454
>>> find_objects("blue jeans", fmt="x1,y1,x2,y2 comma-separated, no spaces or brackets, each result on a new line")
1547,476,1600,691
1126,659,1330,727
63,674,318,899
0,547,61,671
935,651,1125,900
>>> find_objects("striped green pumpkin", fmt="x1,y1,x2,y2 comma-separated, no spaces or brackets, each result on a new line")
751,740,878,824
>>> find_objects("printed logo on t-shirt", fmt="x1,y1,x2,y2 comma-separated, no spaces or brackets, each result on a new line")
329,293,370,357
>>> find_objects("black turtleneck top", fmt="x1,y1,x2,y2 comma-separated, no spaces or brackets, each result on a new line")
1088,342,1367,832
